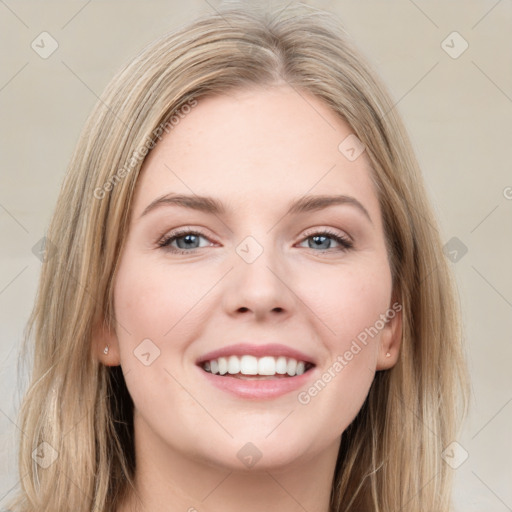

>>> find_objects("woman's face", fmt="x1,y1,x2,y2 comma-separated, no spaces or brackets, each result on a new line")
106,84,401,472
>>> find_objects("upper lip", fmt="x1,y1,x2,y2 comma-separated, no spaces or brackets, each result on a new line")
196,343,317,366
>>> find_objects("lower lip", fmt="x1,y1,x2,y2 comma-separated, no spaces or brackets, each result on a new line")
197,365,317,400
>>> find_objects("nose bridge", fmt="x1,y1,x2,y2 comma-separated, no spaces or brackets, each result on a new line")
224,232,295,317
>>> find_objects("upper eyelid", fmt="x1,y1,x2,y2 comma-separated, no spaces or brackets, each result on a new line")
301,226,352,241
160,226,350,238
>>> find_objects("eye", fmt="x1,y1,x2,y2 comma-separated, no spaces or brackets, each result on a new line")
297,229,353,252
157,229,214,254
157,228,353,255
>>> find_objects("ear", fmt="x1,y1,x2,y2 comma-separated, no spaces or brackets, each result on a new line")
375,296,403,371
91,314,121,367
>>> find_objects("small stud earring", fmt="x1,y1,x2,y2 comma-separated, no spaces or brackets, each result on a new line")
103,345,109,355
385,352,391,358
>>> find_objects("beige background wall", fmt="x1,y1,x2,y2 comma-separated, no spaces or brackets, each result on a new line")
1,1,511,509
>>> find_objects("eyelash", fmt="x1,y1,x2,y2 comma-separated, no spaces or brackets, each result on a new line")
157,228,354,255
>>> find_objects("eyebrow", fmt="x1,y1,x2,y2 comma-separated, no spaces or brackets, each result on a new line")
140,193,373,224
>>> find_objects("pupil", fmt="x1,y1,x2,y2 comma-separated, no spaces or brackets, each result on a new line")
178,234,198,249
311,235,329,249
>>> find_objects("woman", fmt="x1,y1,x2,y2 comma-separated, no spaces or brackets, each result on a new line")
9,3,469,511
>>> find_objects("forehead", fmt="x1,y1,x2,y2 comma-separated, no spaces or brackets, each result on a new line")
132,85,381,223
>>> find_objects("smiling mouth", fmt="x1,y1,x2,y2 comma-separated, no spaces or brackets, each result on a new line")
200,355,315,379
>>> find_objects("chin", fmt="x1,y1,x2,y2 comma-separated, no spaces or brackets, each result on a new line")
195,433,315,472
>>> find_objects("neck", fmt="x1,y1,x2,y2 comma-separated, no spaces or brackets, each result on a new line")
117,412,340,512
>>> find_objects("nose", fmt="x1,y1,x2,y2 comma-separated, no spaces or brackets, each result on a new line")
222,242,296,322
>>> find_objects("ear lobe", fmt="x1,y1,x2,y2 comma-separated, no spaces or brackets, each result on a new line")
91,317,121,366
376,300,403,371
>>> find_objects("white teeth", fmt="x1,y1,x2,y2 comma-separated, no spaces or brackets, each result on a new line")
240,355,258,375
218,357,228,375
286,358,297,376
275,356,287,374
258,356,275,376
201,355,312,377
227,355,240,374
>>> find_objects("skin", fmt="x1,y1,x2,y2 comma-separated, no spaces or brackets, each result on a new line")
94,83,402,512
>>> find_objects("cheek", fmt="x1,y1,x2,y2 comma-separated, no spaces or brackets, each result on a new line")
112,256,215,398
295,259,391,417
112,260,191,416
301,258,392,349
113,258,200,342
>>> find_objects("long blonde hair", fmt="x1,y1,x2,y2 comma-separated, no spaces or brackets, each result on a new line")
9,3,470,511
